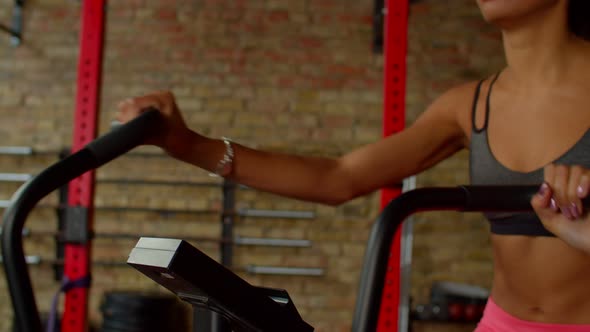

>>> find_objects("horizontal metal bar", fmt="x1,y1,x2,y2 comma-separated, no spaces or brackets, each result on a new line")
0,173,222,188
0,255,40,265
235,236,311,247
244,265,324,276
1,228,312,248
92,205,219,214
0,257,130,267
97,178,222,187
0,227,31,236
0,146,33,155
2,203,218,215
0,173,32,182
0,201,316,222
238,208,315,219
0,256,325,273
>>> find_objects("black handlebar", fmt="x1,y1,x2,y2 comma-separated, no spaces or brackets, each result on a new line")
351,185,590,331
86,109,162,167
1,109,162,332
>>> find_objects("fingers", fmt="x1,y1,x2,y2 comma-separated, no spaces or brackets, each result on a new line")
578,173,590,199
531,181,559,232
531,182,552,210
568,165,584,217
116,91,176,123
544,164,558,212
543,164,590,220
553,164,574,219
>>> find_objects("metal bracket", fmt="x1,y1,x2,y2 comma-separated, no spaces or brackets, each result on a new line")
0,0,24,46
62,206,92,244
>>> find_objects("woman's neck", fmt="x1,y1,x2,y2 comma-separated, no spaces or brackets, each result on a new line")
501,3,579,87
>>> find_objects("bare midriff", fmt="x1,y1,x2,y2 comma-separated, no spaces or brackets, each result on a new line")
490,234,590,324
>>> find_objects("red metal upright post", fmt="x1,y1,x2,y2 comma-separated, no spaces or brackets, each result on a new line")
378,0,409,331
63,1,105,331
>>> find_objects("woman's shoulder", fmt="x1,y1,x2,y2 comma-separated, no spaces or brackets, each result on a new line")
423,77,495,144
427,79,485,121
437,80,483,104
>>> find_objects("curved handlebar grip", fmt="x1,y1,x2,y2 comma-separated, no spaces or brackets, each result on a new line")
85,107,163,166
352,184,590,332
461,185,590,211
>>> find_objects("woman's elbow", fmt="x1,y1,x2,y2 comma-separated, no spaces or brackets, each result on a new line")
319,184,360,206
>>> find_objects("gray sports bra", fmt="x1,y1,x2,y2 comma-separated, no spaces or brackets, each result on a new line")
469,74,590,236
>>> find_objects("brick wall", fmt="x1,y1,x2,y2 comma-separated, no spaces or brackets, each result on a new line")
0,0,504,331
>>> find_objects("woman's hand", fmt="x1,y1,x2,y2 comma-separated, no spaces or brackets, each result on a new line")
116,91,197,157
531,164,590,253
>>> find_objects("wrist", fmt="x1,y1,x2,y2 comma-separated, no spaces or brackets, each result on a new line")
165,129,202,160
165,131,235,177
210,137,234,177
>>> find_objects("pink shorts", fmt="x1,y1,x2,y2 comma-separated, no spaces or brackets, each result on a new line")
475,298,590,332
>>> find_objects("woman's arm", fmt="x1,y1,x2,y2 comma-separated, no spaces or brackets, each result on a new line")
117,84,474,205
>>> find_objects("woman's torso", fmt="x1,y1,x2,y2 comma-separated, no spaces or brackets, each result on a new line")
463,70,590,323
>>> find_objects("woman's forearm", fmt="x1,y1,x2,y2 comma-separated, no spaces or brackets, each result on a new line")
172,130,354,205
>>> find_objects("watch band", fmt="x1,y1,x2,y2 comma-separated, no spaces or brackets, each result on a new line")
211,137,234,177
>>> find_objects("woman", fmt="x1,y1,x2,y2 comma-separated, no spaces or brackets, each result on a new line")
117,0,590,330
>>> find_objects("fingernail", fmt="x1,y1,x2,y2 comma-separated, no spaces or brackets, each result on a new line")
538,183,549,196
570,203,580,219
561,206,573,219
577,184,588,198
550,198,559,211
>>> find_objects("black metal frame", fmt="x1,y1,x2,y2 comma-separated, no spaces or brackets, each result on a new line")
1,109,161,332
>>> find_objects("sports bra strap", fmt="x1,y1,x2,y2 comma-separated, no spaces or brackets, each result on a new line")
472,72,501,133
471,79,485,132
